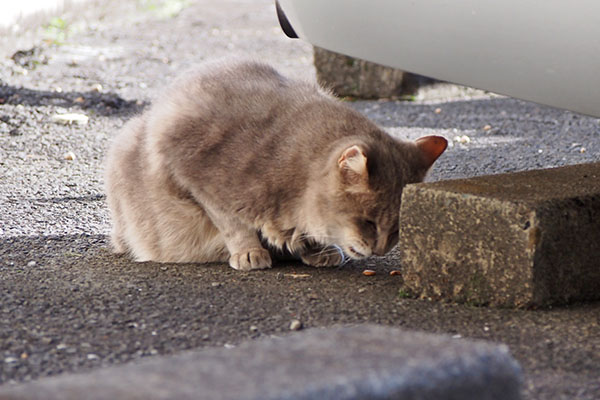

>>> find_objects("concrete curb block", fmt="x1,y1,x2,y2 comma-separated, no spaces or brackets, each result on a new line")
0,324,522,400
400,162,600,307
313,47,407,99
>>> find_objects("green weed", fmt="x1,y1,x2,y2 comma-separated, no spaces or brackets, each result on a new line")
138,0,192,18
44,17,69,45
398,287,415,299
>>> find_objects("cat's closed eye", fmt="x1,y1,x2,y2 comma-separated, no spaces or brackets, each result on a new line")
365,219,377,232
387,223,400,248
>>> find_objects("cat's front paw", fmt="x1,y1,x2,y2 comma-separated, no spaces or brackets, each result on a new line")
229,248,272,271
300,246,344,267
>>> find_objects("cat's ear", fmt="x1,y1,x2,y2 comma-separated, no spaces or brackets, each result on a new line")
338,145,368,187
415,135,448,168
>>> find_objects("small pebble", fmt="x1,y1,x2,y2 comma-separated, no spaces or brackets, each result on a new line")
434,107,442,114
27,261,36,267
92,83,103,92
86,353,99,360
74,96,85,103
362,269,376,276
453,135,471,144
4,357,18,364
580,147,587,153
283,273,311,279
249,325,258,332
63,151,76,161
289,319,302,331
211,282,222,287
20,352,28,360
357,288,367,293
224,344,235,349
56,343,68,350
483,124,492,131
51,113,89,125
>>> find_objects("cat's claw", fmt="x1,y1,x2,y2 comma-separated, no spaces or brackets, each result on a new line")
229,248,272,271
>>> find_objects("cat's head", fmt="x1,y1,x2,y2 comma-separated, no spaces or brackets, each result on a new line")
307,135,447,260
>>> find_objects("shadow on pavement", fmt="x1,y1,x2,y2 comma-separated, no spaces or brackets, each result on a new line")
0,82,147,117
0,232,599,400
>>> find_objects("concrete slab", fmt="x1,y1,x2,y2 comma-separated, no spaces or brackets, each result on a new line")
0,325,522,400
399,162,600,308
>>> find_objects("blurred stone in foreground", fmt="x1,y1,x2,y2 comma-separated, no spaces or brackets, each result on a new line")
0,324,522,400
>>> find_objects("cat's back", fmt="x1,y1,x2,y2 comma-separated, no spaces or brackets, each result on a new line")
159,60,318,117
145,60,334,176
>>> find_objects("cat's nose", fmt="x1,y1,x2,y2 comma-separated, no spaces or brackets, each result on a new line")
373,236,397,256
373,244,387,256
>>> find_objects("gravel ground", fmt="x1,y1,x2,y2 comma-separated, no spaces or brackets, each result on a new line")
1,1,599,399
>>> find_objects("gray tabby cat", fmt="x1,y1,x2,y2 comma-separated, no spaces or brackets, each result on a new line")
105,60,447,271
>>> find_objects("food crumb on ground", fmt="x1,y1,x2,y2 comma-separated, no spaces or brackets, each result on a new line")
289,319,302,331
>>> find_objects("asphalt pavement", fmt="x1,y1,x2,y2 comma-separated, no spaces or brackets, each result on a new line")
1,1,599,399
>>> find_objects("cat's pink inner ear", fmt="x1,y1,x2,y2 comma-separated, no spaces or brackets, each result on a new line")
415,135,448,168
338,145,368,184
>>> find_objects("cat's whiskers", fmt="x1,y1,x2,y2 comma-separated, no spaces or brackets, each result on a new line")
296,232,339,246
314,246,339,257
314,243,348,265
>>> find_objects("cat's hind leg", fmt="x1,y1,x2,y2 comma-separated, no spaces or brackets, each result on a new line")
110,228,128,254
149,199,229,264
107,197,129,254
